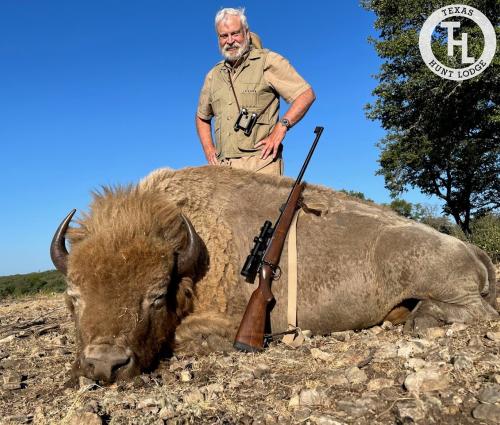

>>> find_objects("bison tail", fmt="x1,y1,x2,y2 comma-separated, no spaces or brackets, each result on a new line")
468,243,498,311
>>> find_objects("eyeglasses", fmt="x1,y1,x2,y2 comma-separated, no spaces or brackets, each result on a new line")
218,29,244,41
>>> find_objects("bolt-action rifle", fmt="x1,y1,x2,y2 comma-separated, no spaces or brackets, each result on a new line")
234,126,324,352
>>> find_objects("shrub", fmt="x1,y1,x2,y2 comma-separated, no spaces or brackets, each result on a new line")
420,216,466,240
469,214,500,263
0,270,66,299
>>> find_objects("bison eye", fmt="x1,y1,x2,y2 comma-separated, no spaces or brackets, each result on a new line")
152,295,166,309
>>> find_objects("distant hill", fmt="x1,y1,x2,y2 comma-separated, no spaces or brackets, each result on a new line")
0,270,66,299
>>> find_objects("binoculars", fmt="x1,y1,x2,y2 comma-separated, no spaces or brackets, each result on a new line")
234,108,258,136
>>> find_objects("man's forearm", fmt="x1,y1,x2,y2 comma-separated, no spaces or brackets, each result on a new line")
195,115,218,165
254,88,316,160
282,87,316,127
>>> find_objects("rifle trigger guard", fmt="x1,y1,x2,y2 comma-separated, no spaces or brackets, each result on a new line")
273,266,282,281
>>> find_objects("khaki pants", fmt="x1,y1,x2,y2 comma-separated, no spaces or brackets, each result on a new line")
219,155,283,176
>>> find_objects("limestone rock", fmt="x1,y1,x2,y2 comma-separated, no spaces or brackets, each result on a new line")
202,383,224,396
477,384,500,404
422,327,446,339
0,335,16,344
438,347,451,362
445,323,468,336
452,355,474,371
397,340,429,358
292,407,312,422
369,325,383,335
367,378,394,391
486,331,500,342
136,397,162,409
179,370,193,382
311,348,332,361
394,399,427,423
468,335,484,347
3,370,23,390
472,403,500,422
309,415,346,425
183,389,204,404
405,358,428,371
158,404,176,420
373,342,398,361
345,367,368,385
381,321,393,330
325,372,348,387
299,388,326,406
404,368,450,394
336,396,378,418
69,412,102,425
288,393,300,408
252,363,271,378
330,331,351,342
2,415,32,424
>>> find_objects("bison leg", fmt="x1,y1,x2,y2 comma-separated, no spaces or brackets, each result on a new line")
383,305,412,325
403,298,498,335
174,312,237,355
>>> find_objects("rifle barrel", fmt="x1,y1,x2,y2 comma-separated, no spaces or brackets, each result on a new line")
281,126,324,214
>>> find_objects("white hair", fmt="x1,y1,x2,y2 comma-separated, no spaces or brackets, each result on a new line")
214,7,249,32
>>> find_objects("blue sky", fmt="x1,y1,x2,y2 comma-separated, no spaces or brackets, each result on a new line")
0,1,443,275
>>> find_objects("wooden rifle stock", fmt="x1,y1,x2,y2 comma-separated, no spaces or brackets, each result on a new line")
234,183,305,352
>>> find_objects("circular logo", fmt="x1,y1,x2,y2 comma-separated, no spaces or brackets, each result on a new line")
419,4,496,81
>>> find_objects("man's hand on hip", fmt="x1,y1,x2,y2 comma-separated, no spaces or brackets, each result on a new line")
254,88,316,160
255,125,287,160
204,146,218,165
196,115,219,165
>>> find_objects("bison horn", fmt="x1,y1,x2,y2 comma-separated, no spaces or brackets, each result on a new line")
176,214,201,276
50,209,76,275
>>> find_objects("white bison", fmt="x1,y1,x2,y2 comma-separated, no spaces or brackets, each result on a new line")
50,166,498,382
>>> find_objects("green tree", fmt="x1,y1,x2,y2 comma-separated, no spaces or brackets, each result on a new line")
362,0,500,234
388,198,414,217
339,189,374,202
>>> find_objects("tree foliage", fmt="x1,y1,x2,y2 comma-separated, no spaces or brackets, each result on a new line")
0,270,66,299
469,212,500,261
387,198,499,261
362,0,500,234
339,189,374,202
387,198,414,218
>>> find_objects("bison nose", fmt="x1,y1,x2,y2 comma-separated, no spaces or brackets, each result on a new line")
82,344,132,382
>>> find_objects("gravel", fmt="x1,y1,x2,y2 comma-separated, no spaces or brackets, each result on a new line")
0,291,499,424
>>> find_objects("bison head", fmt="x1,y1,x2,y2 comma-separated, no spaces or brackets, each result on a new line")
50,188,205,382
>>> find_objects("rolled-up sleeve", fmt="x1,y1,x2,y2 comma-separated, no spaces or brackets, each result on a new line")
196,71,214,120
264,51,311,104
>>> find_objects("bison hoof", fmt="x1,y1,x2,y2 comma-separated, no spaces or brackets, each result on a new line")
403,315,442,336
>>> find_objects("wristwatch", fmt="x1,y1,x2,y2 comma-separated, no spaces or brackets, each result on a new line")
279,117,292,130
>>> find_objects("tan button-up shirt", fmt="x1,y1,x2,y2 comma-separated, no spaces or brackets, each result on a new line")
197,48,310,159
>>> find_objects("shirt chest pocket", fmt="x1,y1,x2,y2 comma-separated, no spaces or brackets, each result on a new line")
239,86,258,108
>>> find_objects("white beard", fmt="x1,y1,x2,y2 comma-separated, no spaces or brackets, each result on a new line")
221,37,249,62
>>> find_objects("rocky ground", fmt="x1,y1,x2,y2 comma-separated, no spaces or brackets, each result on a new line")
1,281,500,424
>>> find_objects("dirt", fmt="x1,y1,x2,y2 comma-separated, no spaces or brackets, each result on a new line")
1,279,499,424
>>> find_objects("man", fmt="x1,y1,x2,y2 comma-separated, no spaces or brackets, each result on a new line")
196,8,316,175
